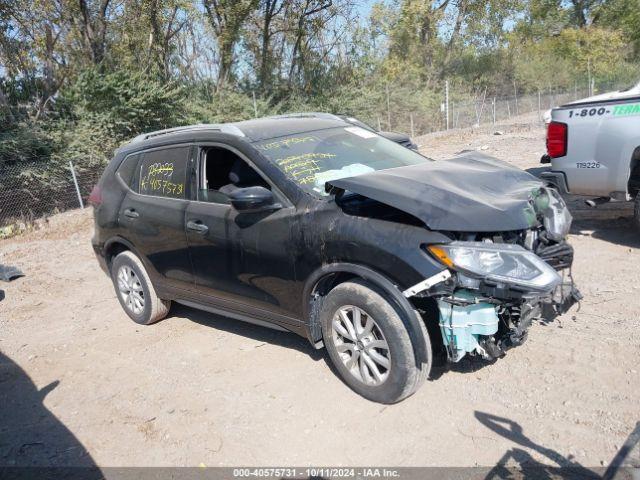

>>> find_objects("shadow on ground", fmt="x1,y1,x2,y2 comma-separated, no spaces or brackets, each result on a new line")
569,208,640,249
0,352,101,478
476,411,640,480
170,303,325,361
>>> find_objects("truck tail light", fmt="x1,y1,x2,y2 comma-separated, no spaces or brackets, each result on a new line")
88,184,102,206
546,121,567,158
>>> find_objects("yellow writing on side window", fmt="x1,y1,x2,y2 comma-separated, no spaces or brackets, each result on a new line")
140,162,184,197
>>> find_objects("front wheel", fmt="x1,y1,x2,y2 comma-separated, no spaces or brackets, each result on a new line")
320,280,430,403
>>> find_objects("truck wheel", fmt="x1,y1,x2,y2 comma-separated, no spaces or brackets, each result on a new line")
320,280,430,403
111,251,171,325
635,195,640,234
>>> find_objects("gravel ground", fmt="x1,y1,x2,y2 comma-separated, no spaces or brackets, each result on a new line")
1,118,639,470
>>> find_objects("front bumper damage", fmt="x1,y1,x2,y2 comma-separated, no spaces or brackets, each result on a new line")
408,242,582,363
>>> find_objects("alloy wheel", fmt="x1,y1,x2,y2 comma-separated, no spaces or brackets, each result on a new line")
331,305,391,386
117,265,145,315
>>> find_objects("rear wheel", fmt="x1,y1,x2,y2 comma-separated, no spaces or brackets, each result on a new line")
111,251,170,325
320,280,430,403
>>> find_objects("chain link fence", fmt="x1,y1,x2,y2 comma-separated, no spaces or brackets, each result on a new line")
0,80,632,232
372,80,631,137
0,158,103,234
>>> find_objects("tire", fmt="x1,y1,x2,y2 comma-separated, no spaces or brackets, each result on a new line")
320,280,431,403
635,194,640,234
111,250,170,325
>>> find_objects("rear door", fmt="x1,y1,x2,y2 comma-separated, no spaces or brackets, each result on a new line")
119,145,196,292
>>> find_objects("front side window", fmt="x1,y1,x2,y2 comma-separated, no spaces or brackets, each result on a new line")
138,147,190,199
253,126,430,196
198,146,271,204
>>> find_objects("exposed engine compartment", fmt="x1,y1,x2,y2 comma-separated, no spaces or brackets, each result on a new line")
421,228,581,363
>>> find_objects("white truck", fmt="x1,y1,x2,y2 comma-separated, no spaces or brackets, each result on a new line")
541,81,640,230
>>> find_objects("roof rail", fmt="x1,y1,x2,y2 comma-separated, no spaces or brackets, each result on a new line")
130,123,245,143
267,112,341,121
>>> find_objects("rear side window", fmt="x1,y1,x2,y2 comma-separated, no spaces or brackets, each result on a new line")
138,147,190,199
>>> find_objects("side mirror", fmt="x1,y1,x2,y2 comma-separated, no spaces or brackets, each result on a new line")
229,186,281,213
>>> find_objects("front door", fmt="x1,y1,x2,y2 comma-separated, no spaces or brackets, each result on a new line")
185,145,298,319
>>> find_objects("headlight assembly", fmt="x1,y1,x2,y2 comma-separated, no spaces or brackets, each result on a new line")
542,188,572,241
428,242,561,291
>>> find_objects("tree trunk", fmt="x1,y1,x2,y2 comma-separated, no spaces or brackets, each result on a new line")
258,0,278,91
441,0,467,77
77,0,111,65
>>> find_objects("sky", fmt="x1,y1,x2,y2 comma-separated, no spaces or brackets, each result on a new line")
355,0,376,18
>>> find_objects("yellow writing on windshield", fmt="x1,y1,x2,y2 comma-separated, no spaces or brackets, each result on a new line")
275,152,336,186
258,136,316,151
275,152,335,165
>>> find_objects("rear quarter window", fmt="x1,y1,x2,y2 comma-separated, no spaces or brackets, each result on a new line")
137,147,190,199
116,153,140,188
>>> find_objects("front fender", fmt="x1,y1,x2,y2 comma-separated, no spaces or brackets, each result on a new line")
303,262,432,366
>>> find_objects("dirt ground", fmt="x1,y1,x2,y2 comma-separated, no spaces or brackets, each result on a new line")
1,117,639,470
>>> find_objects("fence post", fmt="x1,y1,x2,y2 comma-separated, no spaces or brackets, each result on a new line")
385,84,391,129
477,87,487,125
451,101,455,129
513,80,519,115
69,160,84,209
410,113,415,138
492,98,496,125
252,91,258,118
377,116,382,131
538,89,541,122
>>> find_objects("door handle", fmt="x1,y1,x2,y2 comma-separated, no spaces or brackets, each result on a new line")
186,220,209,234
124,208,139,219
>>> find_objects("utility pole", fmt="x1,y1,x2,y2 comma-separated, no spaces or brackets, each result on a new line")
445,79,450,130
587,58,592,97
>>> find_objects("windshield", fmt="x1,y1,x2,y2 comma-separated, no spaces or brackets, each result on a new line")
253,126,430,196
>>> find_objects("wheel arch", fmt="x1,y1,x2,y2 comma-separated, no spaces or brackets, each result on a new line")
628,146,640,197
103,236,137,272
303,263,432,366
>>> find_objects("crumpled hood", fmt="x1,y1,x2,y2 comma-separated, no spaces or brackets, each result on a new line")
378,131,412,143
326,151,544,232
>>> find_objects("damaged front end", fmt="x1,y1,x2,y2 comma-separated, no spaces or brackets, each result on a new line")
326,152,582,364
409,188,582,363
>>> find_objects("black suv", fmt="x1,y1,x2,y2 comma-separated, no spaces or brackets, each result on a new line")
91,115,580,403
